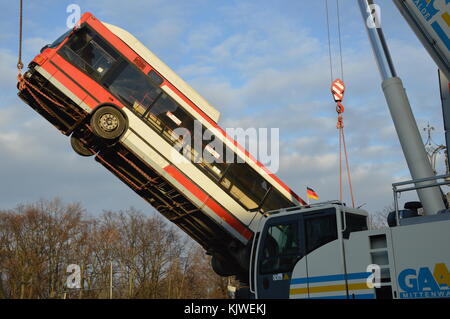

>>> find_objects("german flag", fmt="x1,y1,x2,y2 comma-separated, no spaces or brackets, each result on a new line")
306,187,319,200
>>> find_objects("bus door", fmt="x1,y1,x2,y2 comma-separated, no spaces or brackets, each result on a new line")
255,214,305,298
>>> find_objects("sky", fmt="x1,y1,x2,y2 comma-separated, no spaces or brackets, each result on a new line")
0,0,447,219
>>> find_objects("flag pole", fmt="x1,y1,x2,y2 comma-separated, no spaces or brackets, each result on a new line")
306,187,310,206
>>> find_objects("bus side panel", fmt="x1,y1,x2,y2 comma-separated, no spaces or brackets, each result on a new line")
34,65,87,112
121,108,253,243
390,219,450,299
120,130,170,174
38,62,89,110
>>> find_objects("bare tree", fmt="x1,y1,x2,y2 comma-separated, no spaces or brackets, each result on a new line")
0,199,229,299
367,203,394,230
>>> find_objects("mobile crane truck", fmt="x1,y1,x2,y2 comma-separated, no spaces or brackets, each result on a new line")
238,0,450,299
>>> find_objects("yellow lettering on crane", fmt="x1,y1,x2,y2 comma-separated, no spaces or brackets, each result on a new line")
433,263,450,287
442,12,450,27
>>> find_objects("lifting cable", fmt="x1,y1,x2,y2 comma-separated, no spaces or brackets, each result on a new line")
17,0,24,72
325,0,355,207
325,0,334,83
336,0,344,82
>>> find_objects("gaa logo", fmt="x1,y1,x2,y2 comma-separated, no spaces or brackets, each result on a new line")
398,263,450,298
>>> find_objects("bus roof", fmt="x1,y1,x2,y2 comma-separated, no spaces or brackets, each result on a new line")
102,22,221,124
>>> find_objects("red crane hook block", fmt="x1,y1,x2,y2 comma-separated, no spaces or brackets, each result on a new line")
331,79,345,102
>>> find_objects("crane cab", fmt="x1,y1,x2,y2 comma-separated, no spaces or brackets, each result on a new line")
249,202,369,299
247,193,450,299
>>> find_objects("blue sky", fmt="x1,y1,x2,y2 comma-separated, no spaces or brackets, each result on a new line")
0,0,446,217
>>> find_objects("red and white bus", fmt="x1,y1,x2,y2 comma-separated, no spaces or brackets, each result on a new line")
18,12,306,276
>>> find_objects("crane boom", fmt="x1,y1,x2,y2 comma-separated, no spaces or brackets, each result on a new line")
358,0,446,216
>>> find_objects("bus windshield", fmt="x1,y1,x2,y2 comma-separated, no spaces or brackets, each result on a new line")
59,27,119,80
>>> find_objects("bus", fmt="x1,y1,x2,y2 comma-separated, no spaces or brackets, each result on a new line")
18,12,306,277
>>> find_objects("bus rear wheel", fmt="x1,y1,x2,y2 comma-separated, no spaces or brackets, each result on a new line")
70,135,95,157
90,106,127,140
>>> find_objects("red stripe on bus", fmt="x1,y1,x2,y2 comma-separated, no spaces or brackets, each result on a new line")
51,54,123,108
164,165,253,240
41,61,91,108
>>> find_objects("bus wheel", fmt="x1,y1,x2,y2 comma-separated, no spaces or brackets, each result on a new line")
70,135,95,157
90,106,127,140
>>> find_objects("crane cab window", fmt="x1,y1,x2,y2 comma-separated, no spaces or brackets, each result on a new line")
260,222,301,274
305,213,338,254
342,213,368,239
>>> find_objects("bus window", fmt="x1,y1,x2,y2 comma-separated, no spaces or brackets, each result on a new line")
260,189,295,212
198,150,228,179
147,93,194,145
197,131,232,180
260,222,300,274
148,70,164,85
305,213,338,254
107,63,161,114
148,92,178,117
60,27,119,80
220,163,270,210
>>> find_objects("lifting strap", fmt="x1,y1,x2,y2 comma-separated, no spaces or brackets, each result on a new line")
332,81,355,208
326,0,356,208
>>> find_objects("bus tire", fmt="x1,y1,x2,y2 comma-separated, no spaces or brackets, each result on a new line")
70,135,95,157
90,106,127,140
